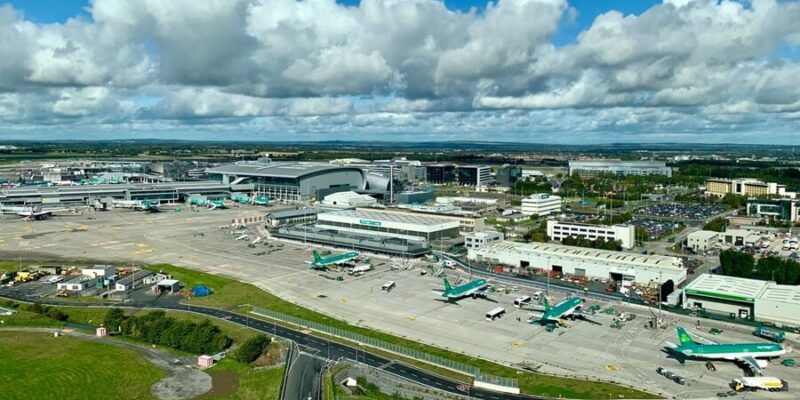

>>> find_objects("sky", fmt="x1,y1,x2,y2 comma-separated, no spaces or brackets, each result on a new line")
0,0,799,144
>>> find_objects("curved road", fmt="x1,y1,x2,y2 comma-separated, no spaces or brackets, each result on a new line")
0,294,542,400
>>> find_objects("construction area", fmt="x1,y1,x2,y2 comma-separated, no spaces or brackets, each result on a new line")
1,206,799,399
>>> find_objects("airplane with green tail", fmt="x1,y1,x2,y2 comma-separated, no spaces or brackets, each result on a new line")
668,326,789,374
433,278,489,302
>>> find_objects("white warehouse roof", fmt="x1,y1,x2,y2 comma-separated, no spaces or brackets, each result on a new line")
684,273,769,302
476,241,683,271
318,209,459,233
687,230,721,241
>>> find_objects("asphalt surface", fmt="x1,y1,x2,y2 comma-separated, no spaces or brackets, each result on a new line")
0,294,543,400
285,351,326,400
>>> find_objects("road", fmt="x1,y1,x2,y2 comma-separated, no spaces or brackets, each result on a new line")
284,351,326,400
0,294,543,400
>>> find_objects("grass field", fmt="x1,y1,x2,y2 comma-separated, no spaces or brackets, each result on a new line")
150,264,658,399
0,331,165,400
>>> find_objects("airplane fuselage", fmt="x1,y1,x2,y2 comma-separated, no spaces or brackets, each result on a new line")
677,344,787,360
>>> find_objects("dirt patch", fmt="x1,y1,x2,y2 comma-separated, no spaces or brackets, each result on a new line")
195,371,239,399
251,342,287,368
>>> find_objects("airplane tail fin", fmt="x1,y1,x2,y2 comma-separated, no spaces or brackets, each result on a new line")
677,327,695,346
543,297,551,312
312,250,322,261
443,278,452,292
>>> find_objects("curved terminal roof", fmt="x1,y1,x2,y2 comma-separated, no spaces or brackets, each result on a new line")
206,161,364,179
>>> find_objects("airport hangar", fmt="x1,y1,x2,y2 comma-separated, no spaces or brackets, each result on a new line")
682,273,800,327
205,159,389,202
468,241,686,290
272,208,461,257
0,181,248,207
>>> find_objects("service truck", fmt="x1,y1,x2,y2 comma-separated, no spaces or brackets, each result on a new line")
754,326,786,343
731,377,788,392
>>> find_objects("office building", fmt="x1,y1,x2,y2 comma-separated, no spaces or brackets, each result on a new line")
568,160,672,177
521,193,561,216
457,165,492,187
546,220,635,249
686,230,720,252
464,231,504,250
496,166,522,186
746,198,800,221
705,178,796,198
425,164,456,184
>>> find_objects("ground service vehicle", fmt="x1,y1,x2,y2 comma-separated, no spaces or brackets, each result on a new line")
381,281,395,293
731,377,788,392
485,307,506,321
753,326,786,343
514,296,532,308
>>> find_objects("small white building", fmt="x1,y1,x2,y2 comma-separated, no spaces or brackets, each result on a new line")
686,230,720,252
57,276,97,292
495,213,529,224
320,191,378,209
81,265,116,278
521,193,561,217
720,229,761,246
464,230,504,250
546,220,636,249
114,270,155,291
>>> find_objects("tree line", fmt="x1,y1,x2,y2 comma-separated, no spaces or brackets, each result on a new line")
560,236,623,251
104,309,232,355
718,249,800,285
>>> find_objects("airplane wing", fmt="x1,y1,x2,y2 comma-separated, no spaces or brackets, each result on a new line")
573,310,603,325
693,334,719,345
737,356,764,375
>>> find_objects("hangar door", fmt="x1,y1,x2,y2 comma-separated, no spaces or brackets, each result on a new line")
574,268,586,277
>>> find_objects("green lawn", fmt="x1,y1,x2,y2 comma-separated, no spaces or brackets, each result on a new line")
0,331,165,400
150,264,658,399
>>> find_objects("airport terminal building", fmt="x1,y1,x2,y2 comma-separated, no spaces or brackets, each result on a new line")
568,160,672,177
316,209,461,242
206,159,367,202
469,241,686,287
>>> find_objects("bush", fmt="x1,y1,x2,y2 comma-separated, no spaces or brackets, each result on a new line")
103,308,125,332
232,335,271,364
116,311,232,354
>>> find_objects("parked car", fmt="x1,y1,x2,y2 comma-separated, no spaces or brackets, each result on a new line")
673,375,686,385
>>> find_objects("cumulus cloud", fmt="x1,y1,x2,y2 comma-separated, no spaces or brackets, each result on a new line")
0,0,799,142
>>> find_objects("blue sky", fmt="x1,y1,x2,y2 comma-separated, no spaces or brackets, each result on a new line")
0,0,799,144
6,0,661,43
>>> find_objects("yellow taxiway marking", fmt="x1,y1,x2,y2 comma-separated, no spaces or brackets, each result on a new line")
604,364,620,372
512,341,525,349
339,297,348,304
405,315,417,321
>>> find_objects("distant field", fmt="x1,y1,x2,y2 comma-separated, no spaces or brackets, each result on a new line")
0,331,164,400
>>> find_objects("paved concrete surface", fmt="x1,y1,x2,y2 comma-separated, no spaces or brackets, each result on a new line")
1,208,798,399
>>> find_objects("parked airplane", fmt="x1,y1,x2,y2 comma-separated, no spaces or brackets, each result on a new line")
348,264,373,275
0,205,68,220
309,250,359,270
112,199,160,212
528,297,600,325
433,278,489,302
667,327,788,374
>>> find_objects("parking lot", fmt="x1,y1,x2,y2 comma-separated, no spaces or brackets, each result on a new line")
0,207,798,399
636,203,726,220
